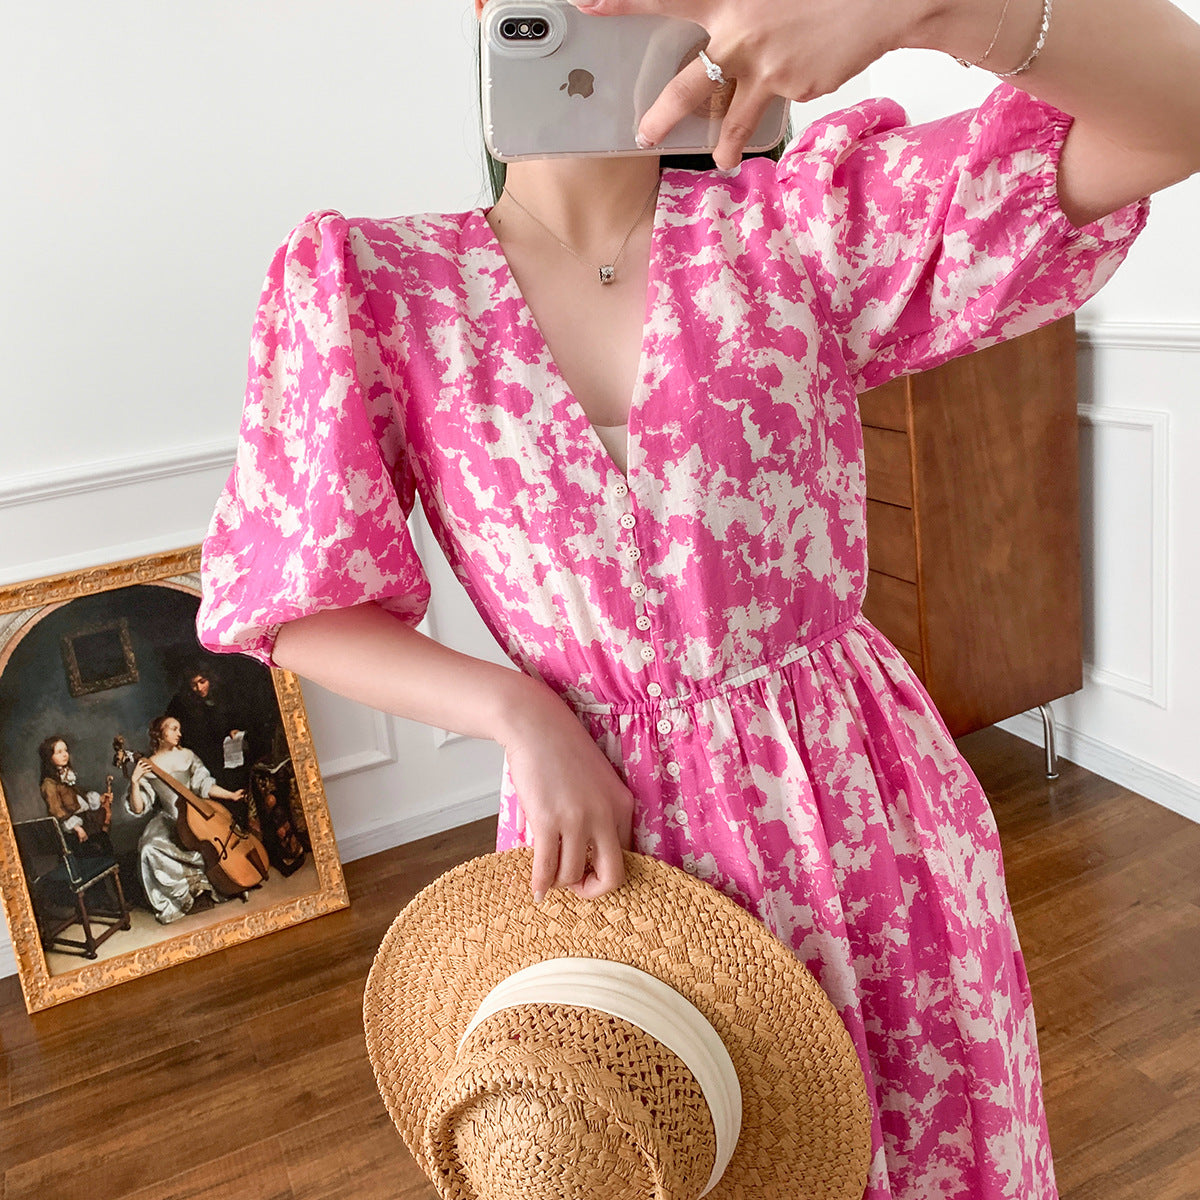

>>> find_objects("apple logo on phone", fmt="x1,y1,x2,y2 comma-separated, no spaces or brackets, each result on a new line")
560,68,595,98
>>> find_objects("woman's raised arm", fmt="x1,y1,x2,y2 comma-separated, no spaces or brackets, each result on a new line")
574,0,1200,222
916,0,1200,226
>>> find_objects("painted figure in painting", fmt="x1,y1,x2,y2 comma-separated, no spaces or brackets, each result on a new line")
167,665,252,813
37,735,114,856
125,715,247,924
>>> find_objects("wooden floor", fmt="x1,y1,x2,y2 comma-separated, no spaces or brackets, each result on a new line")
1,724,1197,1199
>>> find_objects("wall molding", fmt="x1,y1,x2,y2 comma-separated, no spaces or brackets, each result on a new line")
997,711,1200,827
333,787,500,864
1075,320,1200,353
318,708,399,781
0,439,237,511
0,322,1193,514
1076,405,1170,707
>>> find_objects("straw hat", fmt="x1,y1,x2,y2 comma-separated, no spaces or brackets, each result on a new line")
364,848,873,1200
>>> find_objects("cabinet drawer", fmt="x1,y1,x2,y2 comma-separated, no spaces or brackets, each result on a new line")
863,426,913,507
858,379,908,431
866,501,917,583
863,570,921,654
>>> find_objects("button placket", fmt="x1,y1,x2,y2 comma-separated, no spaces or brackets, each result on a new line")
613,486,660,696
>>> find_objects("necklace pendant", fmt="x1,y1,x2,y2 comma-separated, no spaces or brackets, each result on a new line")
598,264,615,285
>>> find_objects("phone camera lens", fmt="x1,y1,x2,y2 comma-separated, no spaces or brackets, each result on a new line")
531,20,547,37
501,18,518,38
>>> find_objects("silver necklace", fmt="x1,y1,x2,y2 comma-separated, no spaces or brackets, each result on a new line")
500,180,660,285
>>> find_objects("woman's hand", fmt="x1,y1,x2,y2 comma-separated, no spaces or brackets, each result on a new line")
73,826,88,842
569,0,930,169
498,683,635,904
128,760,151,814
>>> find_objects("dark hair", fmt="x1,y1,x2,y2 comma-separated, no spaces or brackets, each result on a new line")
179,657,213,687
37,734,70,781
474,26,792,204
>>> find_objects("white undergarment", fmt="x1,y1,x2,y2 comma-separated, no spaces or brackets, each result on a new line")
593,422,629,474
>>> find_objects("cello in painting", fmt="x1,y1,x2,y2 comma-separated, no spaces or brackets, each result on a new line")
114,735,270,896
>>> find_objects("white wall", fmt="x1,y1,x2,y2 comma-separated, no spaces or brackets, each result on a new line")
2,2,1198,978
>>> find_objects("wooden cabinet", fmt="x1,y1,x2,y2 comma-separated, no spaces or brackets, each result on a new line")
858,316,1082,739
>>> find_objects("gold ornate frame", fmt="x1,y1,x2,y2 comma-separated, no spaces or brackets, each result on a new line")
0,546,349,1013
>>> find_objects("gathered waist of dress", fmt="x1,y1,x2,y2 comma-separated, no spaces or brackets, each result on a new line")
567,611,866,716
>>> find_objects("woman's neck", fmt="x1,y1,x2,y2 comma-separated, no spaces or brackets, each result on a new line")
494,156,662,256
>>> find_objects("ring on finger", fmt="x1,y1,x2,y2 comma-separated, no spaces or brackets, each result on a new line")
697,48,728,87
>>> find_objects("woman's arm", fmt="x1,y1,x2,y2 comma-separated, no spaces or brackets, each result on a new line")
910,0,1200,226
272,602,635,901
126,762,152,816
578,0,1200,219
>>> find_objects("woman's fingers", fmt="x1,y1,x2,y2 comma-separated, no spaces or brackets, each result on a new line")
529,827,561,903
636,54,724,149
633,40,778,168
528,802,632,903
710,81,775,171
554,822,591,890
567,829,626,900
568,0,698,15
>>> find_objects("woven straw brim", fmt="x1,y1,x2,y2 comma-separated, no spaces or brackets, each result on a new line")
364,848,872,1200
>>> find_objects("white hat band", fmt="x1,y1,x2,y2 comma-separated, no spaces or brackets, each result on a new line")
458,957,743,1198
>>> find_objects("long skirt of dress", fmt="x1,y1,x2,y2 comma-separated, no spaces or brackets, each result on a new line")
137,813,218,924
497,621,1056,1199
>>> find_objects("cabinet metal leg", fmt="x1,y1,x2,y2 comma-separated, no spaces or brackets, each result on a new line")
1039,703,1059,780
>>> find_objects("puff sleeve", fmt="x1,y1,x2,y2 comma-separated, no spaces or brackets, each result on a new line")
197,211,431,666
778,81,1151,393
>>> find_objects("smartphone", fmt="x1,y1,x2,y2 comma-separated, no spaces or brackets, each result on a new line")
480,0,790,162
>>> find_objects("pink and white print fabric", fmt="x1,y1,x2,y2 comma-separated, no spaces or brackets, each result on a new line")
198,82,1148,1198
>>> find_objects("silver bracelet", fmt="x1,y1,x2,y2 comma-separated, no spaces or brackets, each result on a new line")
994,0,1053,77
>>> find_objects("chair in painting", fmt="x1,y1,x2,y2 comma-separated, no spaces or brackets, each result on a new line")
13,816,131,960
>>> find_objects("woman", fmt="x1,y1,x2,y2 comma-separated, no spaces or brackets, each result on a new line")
37,735,113,855
196,0,1200,1195
125,715,246,924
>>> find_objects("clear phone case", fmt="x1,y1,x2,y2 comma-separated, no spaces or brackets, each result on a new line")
480,0,789,162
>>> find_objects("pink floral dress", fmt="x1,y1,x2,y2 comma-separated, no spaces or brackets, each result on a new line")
198,83,1148,1199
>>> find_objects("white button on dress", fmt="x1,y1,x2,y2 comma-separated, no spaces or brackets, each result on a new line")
636,615,651,631
646,682,663,697
640,646,655,662
619,513,637,529
666,762,682,779
631,582,647,598
656,718,672,735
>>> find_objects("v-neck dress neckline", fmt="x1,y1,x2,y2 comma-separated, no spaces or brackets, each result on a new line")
471,174,674,484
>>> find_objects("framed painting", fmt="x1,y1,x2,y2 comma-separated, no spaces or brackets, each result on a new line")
0,545,349,1013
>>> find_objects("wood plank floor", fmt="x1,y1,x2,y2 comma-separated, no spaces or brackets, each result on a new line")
1,725,1197,1199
